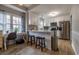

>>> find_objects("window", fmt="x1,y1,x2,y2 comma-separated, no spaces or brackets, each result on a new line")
4,14,11,33
13,16,18,24
13,16,22,33
6,14,11,23
0,25,3,31
0,11,23,34
0,12,4,31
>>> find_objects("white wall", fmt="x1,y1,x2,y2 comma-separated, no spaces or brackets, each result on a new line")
71,5,79,54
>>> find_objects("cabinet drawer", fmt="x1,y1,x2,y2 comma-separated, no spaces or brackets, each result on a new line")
0,45,3,48
0,37,3,40
0,40,3,44
0,43,3,48
0,36,3,38
0,42,3,44
0,40,3,42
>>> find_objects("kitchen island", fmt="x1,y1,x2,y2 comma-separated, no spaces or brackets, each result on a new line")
28,30,58,51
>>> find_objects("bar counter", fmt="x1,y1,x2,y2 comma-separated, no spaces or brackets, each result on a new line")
28,30,58,51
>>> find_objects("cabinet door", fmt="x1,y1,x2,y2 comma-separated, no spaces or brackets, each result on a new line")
0,37,3,48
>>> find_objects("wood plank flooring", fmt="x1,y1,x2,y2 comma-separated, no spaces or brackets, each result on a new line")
0,39,75,55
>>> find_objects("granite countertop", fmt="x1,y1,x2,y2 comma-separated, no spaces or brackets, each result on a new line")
28,30,53,33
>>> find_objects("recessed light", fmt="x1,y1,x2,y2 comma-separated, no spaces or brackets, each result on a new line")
48,11,59,17
19,4,24,6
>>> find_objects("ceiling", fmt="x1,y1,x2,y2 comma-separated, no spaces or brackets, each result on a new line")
2,4,39,13
16,4,39,10
30,4,72,17
2,4,72,17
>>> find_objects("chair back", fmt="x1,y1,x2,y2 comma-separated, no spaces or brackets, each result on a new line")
7,32,17,40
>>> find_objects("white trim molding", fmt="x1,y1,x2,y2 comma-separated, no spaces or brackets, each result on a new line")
72,41,77,55
3,4,26,13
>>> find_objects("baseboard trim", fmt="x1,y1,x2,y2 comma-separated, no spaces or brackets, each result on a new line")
72,42,77,55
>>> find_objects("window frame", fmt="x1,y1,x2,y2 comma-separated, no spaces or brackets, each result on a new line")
0,11,23,34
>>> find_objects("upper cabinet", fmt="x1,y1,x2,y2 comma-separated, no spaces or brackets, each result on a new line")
29,12,38,25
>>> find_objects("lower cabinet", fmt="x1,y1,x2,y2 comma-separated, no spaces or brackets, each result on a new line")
0,35,3,49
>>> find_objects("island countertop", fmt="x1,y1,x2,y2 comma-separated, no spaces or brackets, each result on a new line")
28,30,52,32
28,30,58,51
28,30,54,34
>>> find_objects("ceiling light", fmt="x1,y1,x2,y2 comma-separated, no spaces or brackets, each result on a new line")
19,4,24,6
48,11,59,17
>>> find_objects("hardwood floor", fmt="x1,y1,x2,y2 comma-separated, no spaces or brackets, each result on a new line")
0,39,75,55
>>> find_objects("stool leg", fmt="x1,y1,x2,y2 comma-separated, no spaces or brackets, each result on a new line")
41,39,46,51
44,39,46,48
27,36,29,45
41,40,43,51
34,37,35,44
39,39,40,46
31,36,32,45
35,39,37,48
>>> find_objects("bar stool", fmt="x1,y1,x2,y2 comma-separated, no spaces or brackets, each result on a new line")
35,36,46,51
40,37,46,51
30,35,35,45
35,37,41,48
27,35,35,45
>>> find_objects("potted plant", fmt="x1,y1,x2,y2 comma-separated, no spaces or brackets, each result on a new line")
15,27,18,33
